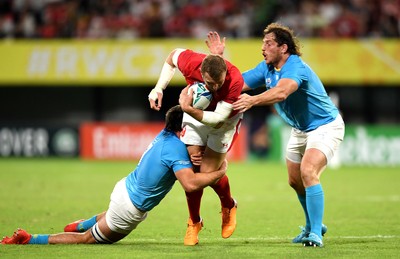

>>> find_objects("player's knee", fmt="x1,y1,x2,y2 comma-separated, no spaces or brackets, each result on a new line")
288,177,296,188
288,177,302,192
90,223,114,244
300,165,319,184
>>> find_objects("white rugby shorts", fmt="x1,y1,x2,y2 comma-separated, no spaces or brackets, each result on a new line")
286,114,345,163
105,177,148,234
180,112,243,153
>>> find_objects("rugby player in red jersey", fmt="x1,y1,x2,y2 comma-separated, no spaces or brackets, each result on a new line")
148,48,243,246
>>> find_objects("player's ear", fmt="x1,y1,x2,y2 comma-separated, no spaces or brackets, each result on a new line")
281,44,288,54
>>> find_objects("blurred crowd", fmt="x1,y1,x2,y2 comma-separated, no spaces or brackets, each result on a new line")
0,0,399,39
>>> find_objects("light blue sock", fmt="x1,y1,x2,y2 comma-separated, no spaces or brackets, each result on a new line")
297,194,311,231
306,184,324,238
28,234,49,244
78,215,97,232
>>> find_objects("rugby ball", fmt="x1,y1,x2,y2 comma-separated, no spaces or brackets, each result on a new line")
189,82,212,110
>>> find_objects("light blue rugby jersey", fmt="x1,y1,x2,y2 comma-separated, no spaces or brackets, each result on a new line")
243,55,338,132
125,129,192,211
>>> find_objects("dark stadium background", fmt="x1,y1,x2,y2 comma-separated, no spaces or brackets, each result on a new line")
0,0,399,161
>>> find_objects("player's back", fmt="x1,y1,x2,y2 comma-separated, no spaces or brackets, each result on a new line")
125,130,190,211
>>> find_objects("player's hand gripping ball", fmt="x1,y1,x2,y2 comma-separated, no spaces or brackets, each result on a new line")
189,82,213,110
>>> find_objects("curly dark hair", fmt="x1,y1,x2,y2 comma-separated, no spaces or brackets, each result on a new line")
164,105,183,132
264,23,302,56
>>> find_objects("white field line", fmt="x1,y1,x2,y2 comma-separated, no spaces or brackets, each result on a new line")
130,235,399,242
360,40,400,75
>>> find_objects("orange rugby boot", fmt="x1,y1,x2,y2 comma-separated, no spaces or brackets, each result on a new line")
221,199,237,239
183,218,203,246
64,219,85,232
1,229,31,245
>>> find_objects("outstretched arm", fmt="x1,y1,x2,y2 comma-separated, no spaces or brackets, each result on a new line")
233,78,298,113
205,31,225,56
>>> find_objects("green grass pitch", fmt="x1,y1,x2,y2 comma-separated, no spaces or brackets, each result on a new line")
0,158,399,258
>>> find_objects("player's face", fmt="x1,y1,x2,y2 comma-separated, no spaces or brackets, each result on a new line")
201,71,226,93
261,33,285,67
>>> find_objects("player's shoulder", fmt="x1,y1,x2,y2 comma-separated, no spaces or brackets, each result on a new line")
250,60,269,73
165,133,185,147
283,55,308,71
286,55,306,66
165,137,189,160
225,60,243,80
178,49,204,69
180,49,206,59
160,132,185,154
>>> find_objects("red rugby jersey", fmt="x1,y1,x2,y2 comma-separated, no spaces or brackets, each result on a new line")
177,49,243,117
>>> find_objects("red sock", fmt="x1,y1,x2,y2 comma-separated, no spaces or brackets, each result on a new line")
185,189,203,223
210,174,234,209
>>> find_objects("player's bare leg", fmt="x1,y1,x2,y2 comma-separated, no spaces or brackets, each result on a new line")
201,147,237,239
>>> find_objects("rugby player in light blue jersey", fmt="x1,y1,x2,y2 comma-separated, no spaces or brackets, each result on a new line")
206,23,345,247
1,105,228,245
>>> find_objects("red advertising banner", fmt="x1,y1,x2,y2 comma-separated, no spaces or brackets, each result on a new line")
80,122,247,161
